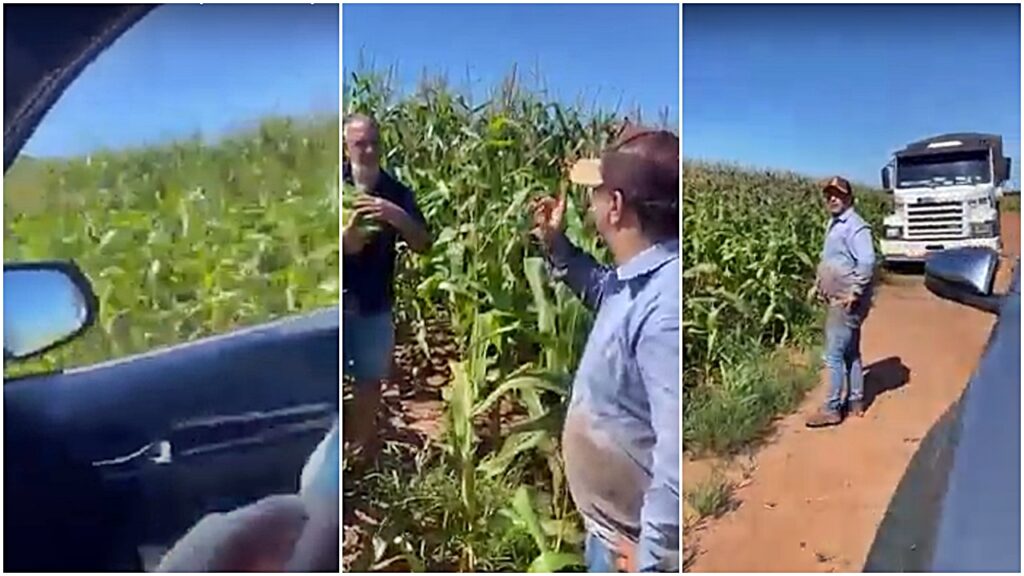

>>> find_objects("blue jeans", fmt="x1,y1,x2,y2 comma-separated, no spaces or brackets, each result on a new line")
342,310,394,385
824,306,864,414
585,532,617,572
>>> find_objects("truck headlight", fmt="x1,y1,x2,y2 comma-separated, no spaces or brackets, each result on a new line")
970,222,996,237
884,226,902,239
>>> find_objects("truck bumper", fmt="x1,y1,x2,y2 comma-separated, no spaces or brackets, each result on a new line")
880,237,1002,263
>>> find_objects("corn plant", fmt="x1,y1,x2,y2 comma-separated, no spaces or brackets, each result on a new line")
344,67,651,570
499,486,584,572
5,116,339,377
341,182,381,234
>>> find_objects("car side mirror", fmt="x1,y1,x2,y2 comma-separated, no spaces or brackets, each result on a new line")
924,248,1001,314
3,261,99,361
881,166,891,191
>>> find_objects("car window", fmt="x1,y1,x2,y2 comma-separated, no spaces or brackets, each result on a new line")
4,4,340,375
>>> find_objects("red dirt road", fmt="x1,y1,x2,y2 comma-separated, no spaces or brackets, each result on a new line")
685,212,1020,572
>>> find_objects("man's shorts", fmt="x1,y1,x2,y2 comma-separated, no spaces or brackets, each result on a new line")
342,309,394,385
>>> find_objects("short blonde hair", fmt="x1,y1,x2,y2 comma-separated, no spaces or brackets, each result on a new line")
343,113,378,133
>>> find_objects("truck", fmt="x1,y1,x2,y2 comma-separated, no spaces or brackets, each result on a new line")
879,133,1012,264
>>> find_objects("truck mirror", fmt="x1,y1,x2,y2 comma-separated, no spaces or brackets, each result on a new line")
881,166,891,191
924,248,1001,314
1003,158,1012,183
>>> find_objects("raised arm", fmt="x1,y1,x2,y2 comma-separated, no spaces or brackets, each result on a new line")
532,189,612,310
544,232,613,310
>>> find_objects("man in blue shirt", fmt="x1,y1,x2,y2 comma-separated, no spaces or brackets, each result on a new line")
532,125,680,572
807,176,876,428
343,114,431,460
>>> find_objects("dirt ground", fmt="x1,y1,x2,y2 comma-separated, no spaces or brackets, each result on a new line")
684,212,1020,572
341,318,450,571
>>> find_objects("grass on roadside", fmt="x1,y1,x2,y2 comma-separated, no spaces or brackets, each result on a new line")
683,543,698,572
1001,194,1020,213
684,469,735,521
683,345,821,456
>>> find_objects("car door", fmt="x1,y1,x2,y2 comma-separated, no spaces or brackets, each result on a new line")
4,4,339,570
5,310,339,566
864,253,1021,572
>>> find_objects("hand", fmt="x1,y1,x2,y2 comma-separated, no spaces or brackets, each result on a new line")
816,288,829,305
353,195,407,227
283,500,339,572
343,220,368,254
614,535,638,572
155,495,309,572
836,293,857,311
806,283,820,302
531,186,567,247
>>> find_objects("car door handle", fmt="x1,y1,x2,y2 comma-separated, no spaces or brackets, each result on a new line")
167,403,334,459
151,440,172,464
93,439,173,468
91,403,333,471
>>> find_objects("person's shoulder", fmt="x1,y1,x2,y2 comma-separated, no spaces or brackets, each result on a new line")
645,258,680,320
380,170,414,196
850,208,872,230
636,296,678,344
657,252,681,281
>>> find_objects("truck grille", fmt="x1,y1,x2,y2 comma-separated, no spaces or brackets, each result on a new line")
904,200,966,240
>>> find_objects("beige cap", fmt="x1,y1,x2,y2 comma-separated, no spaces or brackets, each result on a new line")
569,158,604,187
822,175,853,196
567,122,677,189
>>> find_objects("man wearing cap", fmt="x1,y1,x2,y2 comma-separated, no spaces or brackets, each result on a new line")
532,125,680,572
806,176,876,428
343,113,432,461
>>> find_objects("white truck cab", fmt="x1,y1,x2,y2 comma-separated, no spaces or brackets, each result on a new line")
880,133,1011,264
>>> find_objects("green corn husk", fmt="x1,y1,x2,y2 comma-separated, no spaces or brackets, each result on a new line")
342,183,381,234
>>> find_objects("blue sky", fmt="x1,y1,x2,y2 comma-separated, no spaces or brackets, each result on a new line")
683,4,1021,186
4,269,89,358
23,4,339,158
343,3,679,128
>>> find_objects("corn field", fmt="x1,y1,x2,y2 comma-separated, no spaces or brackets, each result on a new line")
682,161,887,453
343,69,674,571
4,116,340,375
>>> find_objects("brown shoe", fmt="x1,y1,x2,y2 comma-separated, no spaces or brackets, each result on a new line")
849,400,865,417
805,409,843,428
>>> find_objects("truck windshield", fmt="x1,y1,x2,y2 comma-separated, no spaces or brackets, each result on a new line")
896,151,991,188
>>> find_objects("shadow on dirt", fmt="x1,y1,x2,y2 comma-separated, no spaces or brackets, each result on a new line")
863,393,963,572
863,356,911,412
884,261,926,276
